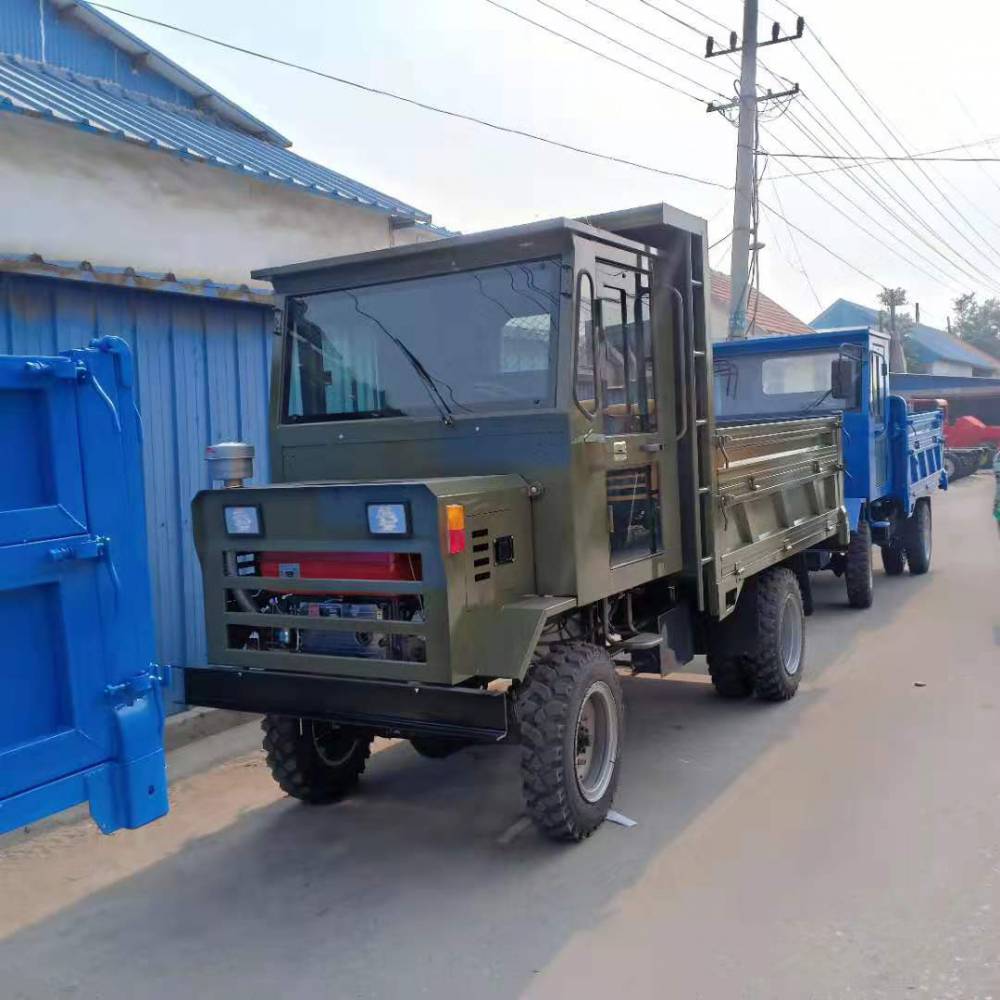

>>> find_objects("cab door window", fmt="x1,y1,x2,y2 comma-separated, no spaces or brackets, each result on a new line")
597,263,656,435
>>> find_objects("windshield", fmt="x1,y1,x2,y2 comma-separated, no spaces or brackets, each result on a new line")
714,349,856,420
283,259,561,423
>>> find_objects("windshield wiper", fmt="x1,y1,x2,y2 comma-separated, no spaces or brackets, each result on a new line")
343,292,455,426
805,387,834,411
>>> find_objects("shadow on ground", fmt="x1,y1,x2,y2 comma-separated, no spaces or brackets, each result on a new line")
0,561,934,1000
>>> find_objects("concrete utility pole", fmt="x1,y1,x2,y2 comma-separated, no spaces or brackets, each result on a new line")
706,6,804,340
728,0,759,341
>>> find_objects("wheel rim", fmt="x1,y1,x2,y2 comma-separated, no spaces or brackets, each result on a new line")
778,593,803,676
311,722,361,767
921,506,932,559
574,681,619,803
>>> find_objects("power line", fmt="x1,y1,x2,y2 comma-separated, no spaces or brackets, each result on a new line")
767,152,1000,163
481,0,709,103
579,0,733,78
758,197,884,288
769,134,1000,181
528,0,728,97
88,2,730,190
768,110,994,292
770,179,822,310
775,2,1000,281
782,97,1000,292
762,121,973,292
634,0,707,37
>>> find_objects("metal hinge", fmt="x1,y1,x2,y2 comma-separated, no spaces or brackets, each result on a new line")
105,664,168,705
24,359,85,381
48,535,108,563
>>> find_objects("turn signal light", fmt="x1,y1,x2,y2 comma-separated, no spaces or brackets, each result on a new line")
446,504,466,555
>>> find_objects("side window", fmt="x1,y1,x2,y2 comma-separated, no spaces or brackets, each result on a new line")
870,350,885,418
597,263,657,434
574,272,596,417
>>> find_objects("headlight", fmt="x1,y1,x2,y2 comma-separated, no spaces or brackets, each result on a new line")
224,505,262,536
367,502,410,537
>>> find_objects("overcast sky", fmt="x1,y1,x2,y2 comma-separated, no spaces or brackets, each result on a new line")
99,0,1000,329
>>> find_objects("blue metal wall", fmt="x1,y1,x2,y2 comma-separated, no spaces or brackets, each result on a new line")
0,270,273,709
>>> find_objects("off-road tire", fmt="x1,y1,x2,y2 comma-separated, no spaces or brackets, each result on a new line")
845,520,874,609
904,498,932,575
880,541,906,576
707,654,755,698
261,715,372,804
747,567,805,702
410,736,464,759
517,642,624,842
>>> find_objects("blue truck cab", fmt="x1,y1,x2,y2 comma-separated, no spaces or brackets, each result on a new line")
713,327,946,608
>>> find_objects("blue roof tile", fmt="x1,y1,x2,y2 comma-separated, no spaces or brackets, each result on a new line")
0,52,435,224
812,298,1000,373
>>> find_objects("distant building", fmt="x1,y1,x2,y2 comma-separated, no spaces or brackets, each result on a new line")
0,0,445,287
708,271,813,340
812,299,1000,377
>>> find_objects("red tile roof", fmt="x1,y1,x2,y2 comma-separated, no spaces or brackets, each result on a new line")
709,270,813,336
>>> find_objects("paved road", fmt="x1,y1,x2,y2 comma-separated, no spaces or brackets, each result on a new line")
2,476,998,1000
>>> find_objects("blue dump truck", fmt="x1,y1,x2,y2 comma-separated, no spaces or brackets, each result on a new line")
714,328,947,609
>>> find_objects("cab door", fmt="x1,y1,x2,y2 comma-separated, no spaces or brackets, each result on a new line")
594,254,665,568
0,341,167,837
869,345,890,499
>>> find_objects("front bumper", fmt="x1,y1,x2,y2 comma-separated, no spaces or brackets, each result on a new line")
183,665,511,742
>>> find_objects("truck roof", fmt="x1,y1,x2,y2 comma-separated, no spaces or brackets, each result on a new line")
252,202,707,284
714,327,890,354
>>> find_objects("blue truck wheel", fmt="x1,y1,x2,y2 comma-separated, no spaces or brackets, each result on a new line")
904,499,932,575
845,521,874,609
880,541,906,576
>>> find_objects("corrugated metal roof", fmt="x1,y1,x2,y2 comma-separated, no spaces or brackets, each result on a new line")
709,270,814,336
0,252,276,303
0,0,288,144
0,52,435,223
812,299,1000,373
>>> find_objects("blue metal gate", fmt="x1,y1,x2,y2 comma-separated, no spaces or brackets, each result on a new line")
0,336,167,835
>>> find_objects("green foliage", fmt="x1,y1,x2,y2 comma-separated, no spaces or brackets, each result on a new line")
951,293,1000,361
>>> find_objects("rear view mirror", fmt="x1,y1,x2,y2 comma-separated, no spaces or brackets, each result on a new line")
830,357,857,400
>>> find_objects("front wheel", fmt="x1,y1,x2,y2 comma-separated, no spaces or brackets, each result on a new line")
261,715,373,804
904,498,932,575
517,643,624,842
748,567,805,702
845,521,874,609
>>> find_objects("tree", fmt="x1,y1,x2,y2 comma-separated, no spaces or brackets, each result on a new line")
951,293,1000,362
877,287,911,372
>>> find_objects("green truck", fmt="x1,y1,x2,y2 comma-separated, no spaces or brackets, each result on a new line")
185,203,848,841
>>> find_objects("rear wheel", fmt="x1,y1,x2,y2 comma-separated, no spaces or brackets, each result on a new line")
880,541,906,576
261,715,372,804
747,567,805,702
708,653,754,699
517,642,624,842
845,520,874,609
904,498,932,575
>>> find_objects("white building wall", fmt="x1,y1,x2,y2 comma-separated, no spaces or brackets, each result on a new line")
929,359,973,377
0,113,438,286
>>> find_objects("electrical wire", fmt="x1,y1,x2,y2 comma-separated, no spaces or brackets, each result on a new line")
579,0,732,78
758,198,884,288
482,0,709,103
766,152,1000,164
528,0,728,98
88,2,730,190
770,179,823,311
773,4,1000,279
